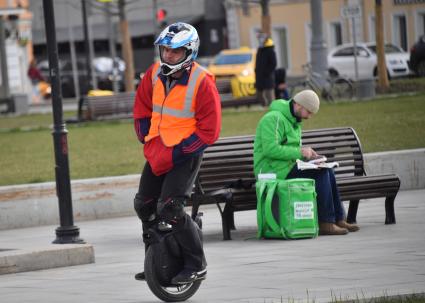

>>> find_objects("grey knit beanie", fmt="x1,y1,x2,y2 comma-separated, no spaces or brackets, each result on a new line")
293,90,320,114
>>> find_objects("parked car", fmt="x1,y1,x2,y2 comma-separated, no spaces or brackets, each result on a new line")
92,56,125,91
208,47,257,98
208,47,256,81
327,42,411,80
37,57,125,98
409,35,425,77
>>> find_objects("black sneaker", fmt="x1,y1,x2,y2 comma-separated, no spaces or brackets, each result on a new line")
171,268,207,285
134,272,145,281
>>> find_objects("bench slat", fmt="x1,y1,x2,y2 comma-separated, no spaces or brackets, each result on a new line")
83,92,135,120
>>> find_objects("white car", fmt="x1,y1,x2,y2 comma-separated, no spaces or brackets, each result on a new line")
327,42,411,80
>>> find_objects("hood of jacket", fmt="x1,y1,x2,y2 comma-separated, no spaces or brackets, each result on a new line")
268,99,298,124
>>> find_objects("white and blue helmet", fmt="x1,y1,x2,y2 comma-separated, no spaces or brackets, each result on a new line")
154,22,200,76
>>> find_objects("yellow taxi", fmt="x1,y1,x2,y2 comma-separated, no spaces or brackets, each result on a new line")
208,47,256,98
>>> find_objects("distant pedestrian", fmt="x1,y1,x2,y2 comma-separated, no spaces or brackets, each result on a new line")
27,58,45,104
255,34,277,107
275,67,289,100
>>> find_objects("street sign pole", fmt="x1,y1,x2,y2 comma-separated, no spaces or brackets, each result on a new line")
341,5,361,82
352,16,359,82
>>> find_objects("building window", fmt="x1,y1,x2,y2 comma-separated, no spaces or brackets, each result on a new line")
274,27,289,69
305,23,312,62
369,15,376,42
393,14,408,51
210,29,219,43
329,21,343,47
423,13,425,34
416,11,425,38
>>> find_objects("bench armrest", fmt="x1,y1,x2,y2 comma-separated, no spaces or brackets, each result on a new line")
205,188,233,200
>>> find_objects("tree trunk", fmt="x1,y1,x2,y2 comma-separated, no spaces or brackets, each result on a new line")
260,0,271,36
118,0,135,92
375,0,389,91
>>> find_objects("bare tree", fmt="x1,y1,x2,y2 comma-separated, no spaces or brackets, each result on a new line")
375,0,389,91
118,0,135,92
89,0,136,92
259,0,270,36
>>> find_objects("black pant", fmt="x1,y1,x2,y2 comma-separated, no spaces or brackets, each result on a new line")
135,155,204,271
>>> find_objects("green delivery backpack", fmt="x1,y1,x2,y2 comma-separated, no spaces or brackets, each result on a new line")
256,178,319,239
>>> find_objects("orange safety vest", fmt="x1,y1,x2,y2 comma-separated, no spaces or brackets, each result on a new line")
144,62,212,147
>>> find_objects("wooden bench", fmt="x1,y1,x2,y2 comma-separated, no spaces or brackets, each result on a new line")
190,127,401,240
0,98,12,114
215,78,232,94
80,92,135,120
221,96,260,108
216,77,261,108
78,90,259,121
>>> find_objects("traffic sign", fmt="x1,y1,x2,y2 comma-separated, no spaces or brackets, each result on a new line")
341,5,361,19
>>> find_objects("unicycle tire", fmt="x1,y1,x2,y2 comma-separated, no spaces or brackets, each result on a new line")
144,245,202,302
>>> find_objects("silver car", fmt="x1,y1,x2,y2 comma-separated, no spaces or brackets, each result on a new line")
327,42,411,80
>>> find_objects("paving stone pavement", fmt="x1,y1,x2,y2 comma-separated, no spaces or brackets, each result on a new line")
0,188,424,303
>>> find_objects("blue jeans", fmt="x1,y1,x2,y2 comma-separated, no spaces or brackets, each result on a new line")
286,166,345,223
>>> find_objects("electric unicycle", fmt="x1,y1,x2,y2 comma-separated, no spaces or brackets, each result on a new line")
144,215,204,302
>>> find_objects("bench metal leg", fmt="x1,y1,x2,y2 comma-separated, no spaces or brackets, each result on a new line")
222,202,234,240
191,199,200,221
221,212,232,240
347,200,359,224
229,211,236,230
214,202,231,240
385,196,396,224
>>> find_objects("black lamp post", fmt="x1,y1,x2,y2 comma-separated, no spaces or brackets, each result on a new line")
42,0,84,244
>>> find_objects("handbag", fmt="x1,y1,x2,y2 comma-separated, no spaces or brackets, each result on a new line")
256,177,318,239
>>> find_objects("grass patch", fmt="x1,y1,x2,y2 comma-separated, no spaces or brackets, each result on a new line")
0,111,76,131
275,292,425,303
0,93,424,186
0,121,143,186
381,77,425,94
335,293,425,303
221,93,425,152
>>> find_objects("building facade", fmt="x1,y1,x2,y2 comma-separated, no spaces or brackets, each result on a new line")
28,0,227,73
2,0,425,101
0,0,32,101
227,0,425,76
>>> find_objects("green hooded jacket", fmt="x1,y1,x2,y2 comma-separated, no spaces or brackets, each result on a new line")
253,99,303,180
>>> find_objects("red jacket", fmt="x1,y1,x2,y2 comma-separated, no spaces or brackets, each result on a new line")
133,62,221,176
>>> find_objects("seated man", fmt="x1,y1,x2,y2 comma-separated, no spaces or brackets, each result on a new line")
253,90,359,235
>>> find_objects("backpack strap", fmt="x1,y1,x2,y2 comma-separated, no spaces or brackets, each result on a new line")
256,180,269,239
264,182,284,237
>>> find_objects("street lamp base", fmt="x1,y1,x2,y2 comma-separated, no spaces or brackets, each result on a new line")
53,225,85,244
